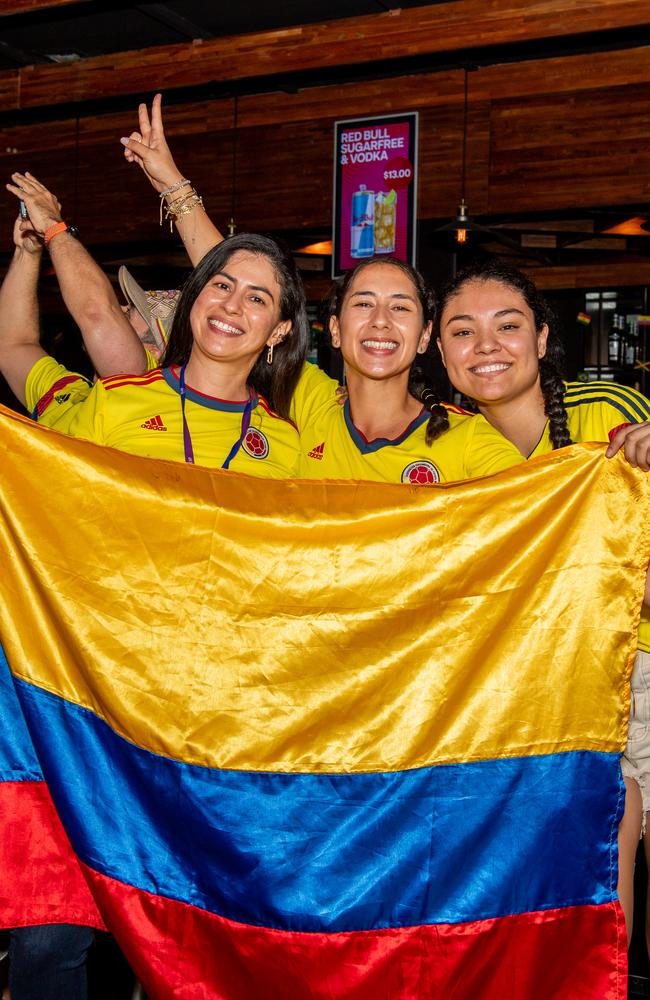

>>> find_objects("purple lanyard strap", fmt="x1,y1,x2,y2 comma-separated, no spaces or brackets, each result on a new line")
178,364,254,470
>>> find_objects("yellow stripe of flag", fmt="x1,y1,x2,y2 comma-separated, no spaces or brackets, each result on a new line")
0,406,647,773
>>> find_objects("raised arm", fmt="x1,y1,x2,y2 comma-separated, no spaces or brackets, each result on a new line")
6,171,147,378
121,93,223,267
0,216,46,406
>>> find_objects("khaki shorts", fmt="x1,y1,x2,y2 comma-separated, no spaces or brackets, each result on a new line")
622,650,650,815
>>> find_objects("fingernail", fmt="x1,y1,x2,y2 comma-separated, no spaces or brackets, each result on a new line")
120,137,130,146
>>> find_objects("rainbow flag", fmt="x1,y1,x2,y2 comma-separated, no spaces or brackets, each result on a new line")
0,403,647,998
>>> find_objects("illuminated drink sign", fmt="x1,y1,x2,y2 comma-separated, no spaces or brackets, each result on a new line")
332,112,418,277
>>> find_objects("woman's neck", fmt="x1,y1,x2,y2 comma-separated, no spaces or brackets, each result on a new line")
182,351,250,401
346,369,422,441
478,386,547,457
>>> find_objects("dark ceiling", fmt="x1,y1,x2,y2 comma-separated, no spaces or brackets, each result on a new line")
0,1,441,69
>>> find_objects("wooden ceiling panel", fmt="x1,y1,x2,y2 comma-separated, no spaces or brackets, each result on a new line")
2,0,650,111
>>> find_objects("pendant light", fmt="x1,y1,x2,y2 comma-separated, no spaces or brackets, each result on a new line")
227,95,238,237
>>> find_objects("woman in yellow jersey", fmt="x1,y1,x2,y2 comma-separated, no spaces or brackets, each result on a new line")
16,232,309,478
120,96,520,484
292,255,520,483
434,257,650,948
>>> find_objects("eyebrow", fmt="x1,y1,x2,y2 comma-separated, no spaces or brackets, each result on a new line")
444,307,526,326
349,290,417,302
218,270,275,303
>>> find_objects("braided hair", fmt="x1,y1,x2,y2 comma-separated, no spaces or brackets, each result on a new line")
437,259,572,449
323,256,450,446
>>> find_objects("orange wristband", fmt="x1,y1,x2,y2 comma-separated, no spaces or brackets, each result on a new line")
43,221,67,245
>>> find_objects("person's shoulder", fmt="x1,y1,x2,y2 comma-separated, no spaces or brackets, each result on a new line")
290,362,340,428
26,356,92,420
439,400,474,428
563,380,650,423
256,393,299,435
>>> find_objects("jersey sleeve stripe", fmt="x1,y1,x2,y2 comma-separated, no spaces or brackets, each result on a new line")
564,393,650,423
32,375,87,420
102,371,164,392
564,384,650,421
443,403,473,415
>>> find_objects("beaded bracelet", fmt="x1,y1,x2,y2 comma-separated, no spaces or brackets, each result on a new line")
159,177,191,198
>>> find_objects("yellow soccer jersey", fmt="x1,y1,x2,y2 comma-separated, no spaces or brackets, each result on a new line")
26,356,93,430
26,357,300,479
25,353,157,431
529,381,650,458
291,362,521,484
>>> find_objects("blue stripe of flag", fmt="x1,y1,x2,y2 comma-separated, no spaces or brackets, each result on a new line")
15,674,622,933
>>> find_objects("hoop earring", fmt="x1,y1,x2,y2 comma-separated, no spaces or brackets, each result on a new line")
266,343,274,365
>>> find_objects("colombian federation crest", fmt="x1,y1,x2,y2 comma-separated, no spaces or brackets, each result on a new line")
243,428,269,460
401,460,440,485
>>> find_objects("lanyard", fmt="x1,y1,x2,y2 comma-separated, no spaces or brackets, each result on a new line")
178,365,254,470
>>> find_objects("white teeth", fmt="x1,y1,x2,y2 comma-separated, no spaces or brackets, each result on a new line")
362,339,398,350
471,363,511,374
209,319,243,335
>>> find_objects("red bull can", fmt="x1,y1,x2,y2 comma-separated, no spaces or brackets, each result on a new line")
350,184,374,258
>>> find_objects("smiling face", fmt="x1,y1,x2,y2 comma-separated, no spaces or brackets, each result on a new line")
437,278,549,407
329,262,431,382
189,250,290,370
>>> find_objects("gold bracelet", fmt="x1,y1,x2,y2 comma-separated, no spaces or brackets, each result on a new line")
159,187,197,227
163,193,204,231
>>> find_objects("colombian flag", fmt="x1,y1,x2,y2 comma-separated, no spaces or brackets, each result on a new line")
0,403,648,998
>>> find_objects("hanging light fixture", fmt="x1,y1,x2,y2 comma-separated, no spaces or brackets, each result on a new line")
432,67,487,249
454,67,470,245
227,95,238,237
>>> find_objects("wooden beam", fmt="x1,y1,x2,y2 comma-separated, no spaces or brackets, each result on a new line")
2,0,650,111
3,40,650,150
0,0,77,12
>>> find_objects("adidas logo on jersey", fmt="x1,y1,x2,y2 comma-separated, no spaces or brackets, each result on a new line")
141,415,167,431
308,442,326,460
55,393,71,404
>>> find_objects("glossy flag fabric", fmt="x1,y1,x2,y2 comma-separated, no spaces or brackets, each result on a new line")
0,403,648,999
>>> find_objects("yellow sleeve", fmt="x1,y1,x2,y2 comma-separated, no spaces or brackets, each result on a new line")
62,380,109,446
289,362,340,431
25,356,93,431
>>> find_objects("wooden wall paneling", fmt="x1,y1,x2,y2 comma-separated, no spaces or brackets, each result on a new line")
523,260,650,288
2,0,650,111
0,98,236,156
481,45,650,101
0,73,19,116
237,71,467,128
1,55,650,256
488,83,650,212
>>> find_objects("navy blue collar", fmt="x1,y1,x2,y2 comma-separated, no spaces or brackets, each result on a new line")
162,367,258,413
343,400,429,454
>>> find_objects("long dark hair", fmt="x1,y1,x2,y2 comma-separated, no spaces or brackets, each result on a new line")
162,233,309,419
323,256,450,444
436,259,572,449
